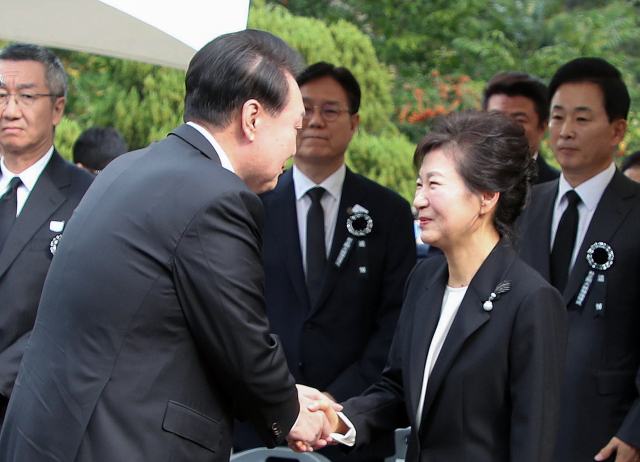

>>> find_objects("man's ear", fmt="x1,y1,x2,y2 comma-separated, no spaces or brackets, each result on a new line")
611,118,627,147
52,96,66,127
241,99,261,142
349,113,360,134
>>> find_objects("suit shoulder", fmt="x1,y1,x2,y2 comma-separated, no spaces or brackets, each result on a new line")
259,170,292,206
409,254,446,282
518,181,556,222
65,161,94,191
49,153,94,195
508,257,563,307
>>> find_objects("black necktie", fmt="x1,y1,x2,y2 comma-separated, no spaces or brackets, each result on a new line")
550,190,582,293
306,187,326,304
0,177,22,253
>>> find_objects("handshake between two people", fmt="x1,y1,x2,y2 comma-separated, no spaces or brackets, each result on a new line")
286,384,349,452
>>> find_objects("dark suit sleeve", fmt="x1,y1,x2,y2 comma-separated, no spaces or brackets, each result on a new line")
340,319,411,449
325,200,416,400
509,282,568,462
0,333,31,397
616,371,640,449
172,189,299,447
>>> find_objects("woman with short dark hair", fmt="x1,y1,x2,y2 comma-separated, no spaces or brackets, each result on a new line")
300,111,568,462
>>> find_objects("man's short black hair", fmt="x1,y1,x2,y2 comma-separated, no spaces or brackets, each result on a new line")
183,29,303,129
622,150,640,173
482,71,548,128
296,62,361,114
73,127,128,172
0,42,67,97
548,57,630,122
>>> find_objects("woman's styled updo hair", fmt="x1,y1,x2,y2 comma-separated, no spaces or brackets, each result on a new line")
413,111,536,242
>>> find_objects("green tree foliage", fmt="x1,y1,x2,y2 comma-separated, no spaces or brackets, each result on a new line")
54,117,82,162
266,0,640,161
57,50,185,150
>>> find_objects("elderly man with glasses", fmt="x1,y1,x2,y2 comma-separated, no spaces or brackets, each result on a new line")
0,43,93,425
234,62,416,461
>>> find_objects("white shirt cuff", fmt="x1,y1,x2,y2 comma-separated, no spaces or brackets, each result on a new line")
330,412,356,446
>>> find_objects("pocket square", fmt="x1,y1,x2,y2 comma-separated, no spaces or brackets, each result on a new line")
49,220,65,232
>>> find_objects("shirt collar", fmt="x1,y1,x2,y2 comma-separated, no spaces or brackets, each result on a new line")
557,162,616,212
293,163,346,201
186,122,235,173
1,145,54,192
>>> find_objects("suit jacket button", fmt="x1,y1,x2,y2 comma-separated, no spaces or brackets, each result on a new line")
271,422,282,436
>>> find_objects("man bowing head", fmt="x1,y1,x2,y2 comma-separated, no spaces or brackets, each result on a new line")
0,30,335,462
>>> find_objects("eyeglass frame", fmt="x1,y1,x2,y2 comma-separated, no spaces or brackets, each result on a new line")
0,91,63,108
302,103,352,122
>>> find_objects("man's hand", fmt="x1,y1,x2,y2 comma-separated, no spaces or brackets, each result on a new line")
296,384,341,409
595,437,640,462
287,385,343,452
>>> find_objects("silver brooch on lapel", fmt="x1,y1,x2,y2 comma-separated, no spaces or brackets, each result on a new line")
346,204,373,238
575,242,614,315
335,204,372,268
586,242,614,271
483,280,512,312
50,234,62,256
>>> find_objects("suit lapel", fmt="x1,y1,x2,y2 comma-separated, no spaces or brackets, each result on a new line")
0,151,67,279
270,171,310,310
311,169,365,313
524,181,557,280
407,263,447,421
418,240,515,425
564,170,636,303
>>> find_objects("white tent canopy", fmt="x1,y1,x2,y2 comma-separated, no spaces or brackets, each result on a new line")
0,0,251,69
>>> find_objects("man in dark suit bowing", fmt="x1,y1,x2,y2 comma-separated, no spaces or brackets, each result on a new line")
483,70,560,184
234,62,416,459
516,58,640,462
0,43,93,424
0,31,336,462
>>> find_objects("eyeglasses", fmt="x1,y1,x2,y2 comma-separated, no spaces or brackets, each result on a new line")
303,103,351,122
0,92,61,108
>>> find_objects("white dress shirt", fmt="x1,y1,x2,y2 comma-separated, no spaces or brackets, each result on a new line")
551,162,615,270
293,164,346,275
186,122,235,173
415,285,467,429
0,146,54,216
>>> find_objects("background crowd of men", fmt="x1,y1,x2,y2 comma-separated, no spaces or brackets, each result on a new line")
0,30,638,462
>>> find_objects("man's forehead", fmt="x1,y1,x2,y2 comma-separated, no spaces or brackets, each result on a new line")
552,81,605,106
488,93,535,109
302,96,341,105
0,60,46,84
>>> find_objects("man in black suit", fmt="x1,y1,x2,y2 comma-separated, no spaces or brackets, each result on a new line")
483,71,560,184
0,31,335,461
0,43,93,424
517,58,640,462
234,62,416,459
